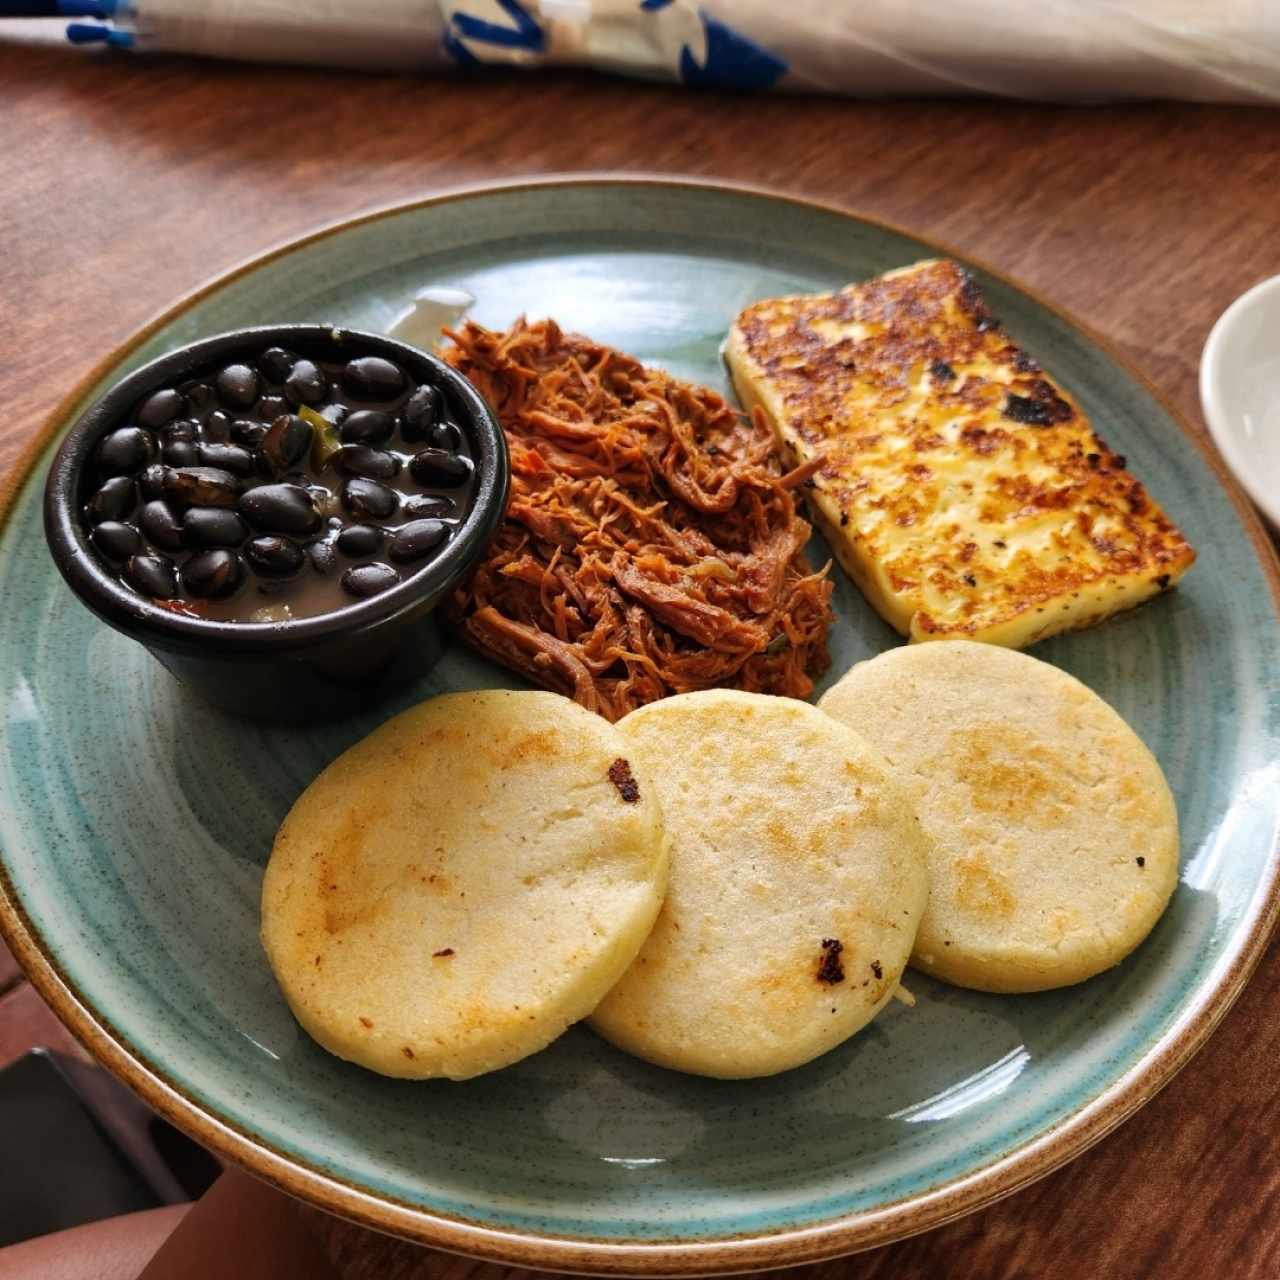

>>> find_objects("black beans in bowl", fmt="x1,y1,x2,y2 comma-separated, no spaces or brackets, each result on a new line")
44,324,508,722
69,342,482,623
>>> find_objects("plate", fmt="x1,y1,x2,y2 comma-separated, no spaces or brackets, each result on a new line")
2,178,1279,1275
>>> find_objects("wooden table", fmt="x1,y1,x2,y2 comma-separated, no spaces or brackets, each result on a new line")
3,21,1279,1280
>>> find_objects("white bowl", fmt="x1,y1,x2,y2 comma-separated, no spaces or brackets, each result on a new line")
1201,274,1280,531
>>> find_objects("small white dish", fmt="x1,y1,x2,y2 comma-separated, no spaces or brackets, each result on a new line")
1201,273,1280,531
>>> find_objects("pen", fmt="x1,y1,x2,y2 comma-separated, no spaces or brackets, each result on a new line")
0,0,117,14
44,0,449,70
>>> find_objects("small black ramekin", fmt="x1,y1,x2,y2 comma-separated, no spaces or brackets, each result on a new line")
44,325,508,722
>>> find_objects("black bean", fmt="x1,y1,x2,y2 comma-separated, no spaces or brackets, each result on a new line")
160,420,199,446
183,506,249,549
258,347,296,383
204,410,232,443
342,356,406,401
138,464,169,499
86,476,137,525
339,409,395,446
198,443,256,476
182,549,244,599
161,441,199,467
284,359,327,406
239,483,322,535
306,540,337,575
125,553,178,599
184,383,217,416
216,363,260,409
139,499,185,551
430,420,464,453
91,521,142,561
403,494,453,520
388,519,447,563
341,477,398,520
98,427,155,476
335,444,400,481
402,384,440,439
342,562,399,598
255,394,289,421
245,535,304,578
163,467,241,508
336,524,384,557
230,419,268,449
409,449,472,487
262,414,313,473
136,389,186,429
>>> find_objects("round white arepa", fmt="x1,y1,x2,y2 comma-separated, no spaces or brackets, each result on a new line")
819,641,1179,994
261,690,668,1080
590,689,929,1079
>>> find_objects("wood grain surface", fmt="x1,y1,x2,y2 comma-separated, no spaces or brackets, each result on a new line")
0,942,20,998
2,23,1279,1280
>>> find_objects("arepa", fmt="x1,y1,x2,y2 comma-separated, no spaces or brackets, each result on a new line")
819,641,1179,993
261,690,668,1080
591,690,929,1079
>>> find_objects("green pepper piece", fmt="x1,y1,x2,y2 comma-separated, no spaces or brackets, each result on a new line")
302,405,341,469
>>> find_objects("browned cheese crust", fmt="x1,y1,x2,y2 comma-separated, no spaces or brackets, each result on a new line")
726,259,1195,647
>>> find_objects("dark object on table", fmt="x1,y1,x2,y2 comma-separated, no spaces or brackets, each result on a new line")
44,325,508,722
0,1049,219,1247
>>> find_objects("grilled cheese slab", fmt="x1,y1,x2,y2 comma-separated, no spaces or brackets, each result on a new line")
725,259,1195,647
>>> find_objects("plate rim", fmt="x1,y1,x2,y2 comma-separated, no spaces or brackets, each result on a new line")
2,174,1278,1276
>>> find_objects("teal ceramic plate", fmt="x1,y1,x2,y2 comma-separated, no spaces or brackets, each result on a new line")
2,179,1279,1275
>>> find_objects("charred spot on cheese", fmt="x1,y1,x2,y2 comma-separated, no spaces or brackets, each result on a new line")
725,258,1196,649
608,757,640,802
871,959,884,980
1003,391,1072,426
816,937,845,984
433,948,455,957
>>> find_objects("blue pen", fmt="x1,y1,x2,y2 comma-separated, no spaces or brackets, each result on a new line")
4,0,475,72
0,0,139,48
0,0,114,13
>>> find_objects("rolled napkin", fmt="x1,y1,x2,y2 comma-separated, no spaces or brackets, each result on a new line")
45,0,1280,102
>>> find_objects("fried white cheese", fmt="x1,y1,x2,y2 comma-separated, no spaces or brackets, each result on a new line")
725,259,1195,647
